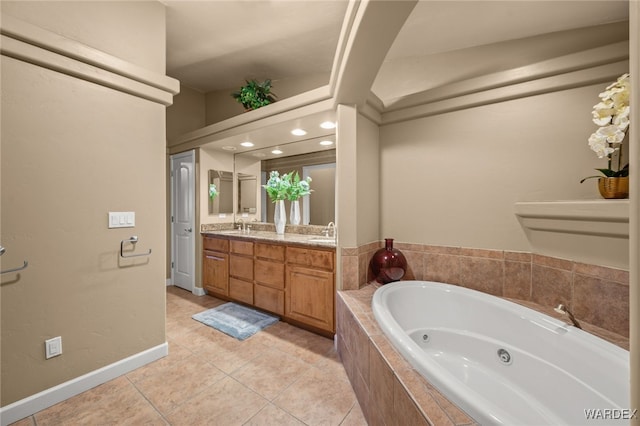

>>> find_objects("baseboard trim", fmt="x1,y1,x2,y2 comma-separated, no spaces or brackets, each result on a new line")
0,342,168,426
166,278,172,286
192,286,206,296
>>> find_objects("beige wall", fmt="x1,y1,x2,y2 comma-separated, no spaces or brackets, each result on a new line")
1,2,168,407
379,83,624,257
166,85,206,140
1,0,166,73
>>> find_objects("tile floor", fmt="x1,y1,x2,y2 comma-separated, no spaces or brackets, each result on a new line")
13,286,365,425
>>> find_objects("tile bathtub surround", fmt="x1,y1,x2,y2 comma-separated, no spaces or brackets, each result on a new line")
336,286,478,426
336,283,630,426
341,242,629,338
13,286,365,426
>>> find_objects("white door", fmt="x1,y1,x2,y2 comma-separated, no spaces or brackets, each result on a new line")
171,151,195,292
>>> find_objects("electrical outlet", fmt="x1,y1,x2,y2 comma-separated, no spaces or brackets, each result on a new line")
45,336,62,359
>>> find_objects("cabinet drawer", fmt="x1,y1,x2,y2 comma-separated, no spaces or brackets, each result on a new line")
230,254,253,281
230,239,253,256
229,277,253,305
255,258,284,289
286,246,334,270
255,242,285,261
254,284,284,316
203,237,229,253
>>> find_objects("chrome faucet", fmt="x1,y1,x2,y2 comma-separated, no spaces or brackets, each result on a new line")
236,218,245,232
554,304,582,329
323,222,336,238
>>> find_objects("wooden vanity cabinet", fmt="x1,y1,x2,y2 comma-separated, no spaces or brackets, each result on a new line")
202,234,336,337
285,246,335,335
254,242,286,315
202,236,229,297
229,240,254,304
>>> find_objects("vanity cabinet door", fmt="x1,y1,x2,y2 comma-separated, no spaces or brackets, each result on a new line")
203,250,228,296
285,265,334,333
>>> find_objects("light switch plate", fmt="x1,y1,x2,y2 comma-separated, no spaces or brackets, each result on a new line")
108,212,135,228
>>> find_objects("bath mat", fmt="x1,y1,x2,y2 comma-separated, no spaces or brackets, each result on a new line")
192,302,279,341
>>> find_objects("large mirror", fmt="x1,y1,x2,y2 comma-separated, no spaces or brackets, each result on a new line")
208,169,233,215
260,148,335,225
237,173,257,214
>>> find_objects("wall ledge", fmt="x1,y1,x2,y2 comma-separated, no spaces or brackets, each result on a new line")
514,200,629,270
0,14,179,105
514,200,629,238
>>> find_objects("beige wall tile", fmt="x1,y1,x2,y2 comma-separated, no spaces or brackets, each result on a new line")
531,264,573,308
424,253,460,284
503,261,532,300
458,256,504,296
574,274,630,337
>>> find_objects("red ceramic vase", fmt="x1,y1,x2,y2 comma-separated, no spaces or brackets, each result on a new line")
370,238,407,284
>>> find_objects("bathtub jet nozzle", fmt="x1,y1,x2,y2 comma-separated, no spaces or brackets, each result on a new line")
554,304,582,329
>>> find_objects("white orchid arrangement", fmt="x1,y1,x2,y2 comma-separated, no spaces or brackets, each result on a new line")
581,73,630,183
262,170,312,202
209,183,218,199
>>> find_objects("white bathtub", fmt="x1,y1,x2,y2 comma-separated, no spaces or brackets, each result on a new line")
372,281,630,425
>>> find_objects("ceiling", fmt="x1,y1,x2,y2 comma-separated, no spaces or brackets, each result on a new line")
165,0,629,98
164,1,629,156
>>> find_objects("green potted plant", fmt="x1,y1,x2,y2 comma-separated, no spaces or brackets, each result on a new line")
232,79,277,111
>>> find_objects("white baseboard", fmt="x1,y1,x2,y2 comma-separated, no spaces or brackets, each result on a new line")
0,342,168,426
192,286,206,296
165,278,172,286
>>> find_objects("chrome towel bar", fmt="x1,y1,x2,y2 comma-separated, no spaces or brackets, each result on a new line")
120,236,152,258
0,245,29,274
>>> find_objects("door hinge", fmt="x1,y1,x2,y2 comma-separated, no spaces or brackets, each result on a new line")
171,261,174,269
171,215,174,223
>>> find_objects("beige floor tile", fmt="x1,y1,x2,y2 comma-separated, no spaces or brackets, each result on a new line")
126,339,193,383
244,403,306,425
14,287,360,426
133,354,225,415
231,346,312,400
340,403,368,426
34,376,166,426
165,376,268,425
274,367,357,425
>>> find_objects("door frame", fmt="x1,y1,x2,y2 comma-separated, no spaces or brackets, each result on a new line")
170,150,196,294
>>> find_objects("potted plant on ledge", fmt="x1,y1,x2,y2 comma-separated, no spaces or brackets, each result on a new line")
580,73,630,199
232,79,277,111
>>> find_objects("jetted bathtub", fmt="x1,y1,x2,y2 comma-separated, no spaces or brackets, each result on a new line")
372,281,630,425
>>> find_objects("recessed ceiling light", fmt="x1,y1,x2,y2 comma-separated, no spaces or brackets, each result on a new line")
291,128,307,136
240,141,254,147
320,121,336,129
222,146,237,151
271,149,283,155
319,140,334,146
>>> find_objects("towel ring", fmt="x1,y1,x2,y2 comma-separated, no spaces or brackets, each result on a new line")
0,245,29,274
120,236,152,258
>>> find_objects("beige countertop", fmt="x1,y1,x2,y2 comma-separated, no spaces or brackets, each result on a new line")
201,227,336,248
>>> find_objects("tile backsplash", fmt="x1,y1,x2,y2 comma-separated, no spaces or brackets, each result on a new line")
341,242,629,338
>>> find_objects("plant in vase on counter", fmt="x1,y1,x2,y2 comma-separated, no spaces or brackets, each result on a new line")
262,171,291,202
580,73,630,198
262,171,291,234
287,172,312,226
